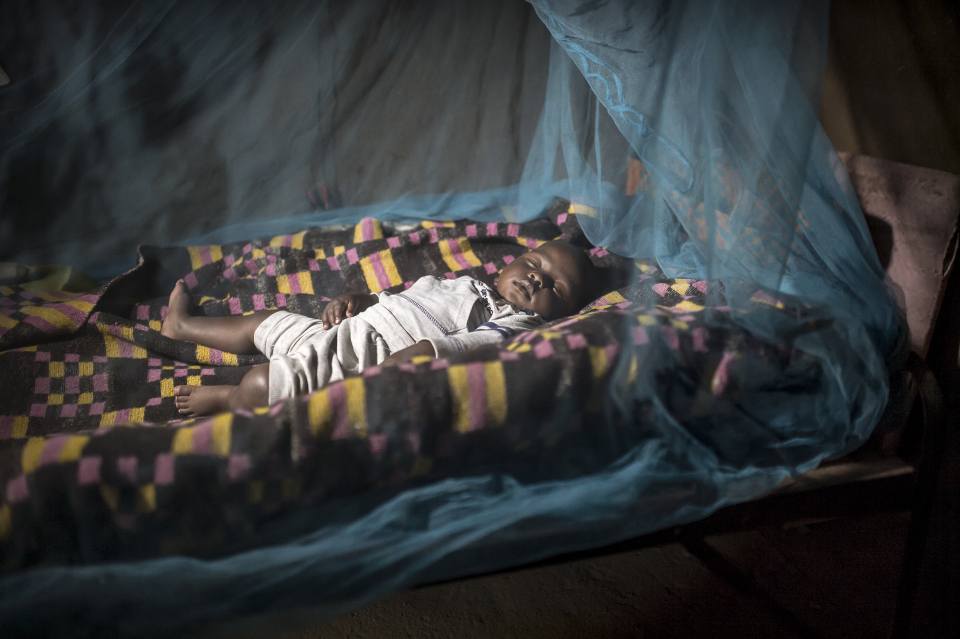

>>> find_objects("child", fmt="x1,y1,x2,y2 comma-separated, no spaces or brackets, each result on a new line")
161,240,598,416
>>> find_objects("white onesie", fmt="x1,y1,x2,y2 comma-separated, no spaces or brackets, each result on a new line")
253,275,544,403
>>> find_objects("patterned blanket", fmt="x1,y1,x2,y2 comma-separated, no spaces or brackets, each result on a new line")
0,202,818,573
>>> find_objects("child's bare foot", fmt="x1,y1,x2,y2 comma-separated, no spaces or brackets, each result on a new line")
161,280,191,340
174,385,235,417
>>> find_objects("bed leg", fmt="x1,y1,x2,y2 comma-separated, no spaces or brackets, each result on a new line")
890,355,945,639
679,535,824,639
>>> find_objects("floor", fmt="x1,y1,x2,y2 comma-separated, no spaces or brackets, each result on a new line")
279,3,960,638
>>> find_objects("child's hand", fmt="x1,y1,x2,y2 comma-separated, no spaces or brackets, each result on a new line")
322,292,378,329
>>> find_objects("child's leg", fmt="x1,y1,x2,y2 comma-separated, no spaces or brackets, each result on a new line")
161,280,276,354
174,364,270,416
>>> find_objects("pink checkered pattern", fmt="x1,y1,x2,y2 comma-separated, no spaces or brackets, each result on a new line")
144,359,216,409
30,353,108,420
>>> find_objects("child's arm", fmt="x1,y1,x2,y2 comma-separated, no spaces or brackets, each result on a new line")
380,340,436,366
380,314,544,366
426,314,544,359
322,292,379,329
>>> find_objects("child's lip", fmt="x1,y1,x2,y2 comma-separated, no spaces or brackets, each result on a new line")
513,279,532,300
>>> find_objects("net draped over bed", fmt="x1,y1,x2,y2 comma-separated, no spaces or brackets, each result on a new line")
0,0,905,636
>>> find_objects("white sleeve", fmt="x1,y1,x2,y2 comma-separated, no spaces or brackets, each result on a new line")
427,312,543,358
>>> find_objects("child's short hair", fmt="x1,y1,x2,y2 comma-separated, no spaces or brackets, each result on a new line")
545,239,601,308
547,239,636,310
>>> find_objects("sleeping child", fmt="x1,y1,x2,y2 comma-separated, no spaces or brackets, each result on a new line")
161,240,599,416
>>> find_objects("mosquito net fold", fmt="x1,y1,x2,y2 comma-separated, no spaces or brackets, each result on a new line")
0,0,906,636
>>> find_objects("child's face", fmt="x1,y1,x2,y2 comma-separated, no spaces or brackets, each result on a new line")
495,241,587,321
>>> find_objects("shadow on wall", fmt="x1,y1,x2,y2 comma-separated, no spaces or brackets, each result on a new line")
865,213,894,270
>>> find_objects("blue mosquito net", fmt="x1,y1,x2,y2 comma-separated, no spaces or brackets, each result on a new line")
0,0,906,636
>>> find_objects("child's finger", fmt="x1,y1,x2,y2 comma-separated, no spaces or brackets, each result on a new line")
346,298,356,317
322,302,337,328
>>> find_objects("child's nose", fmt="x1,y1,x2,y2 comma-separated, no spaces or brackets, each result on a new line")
530,271,551,289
